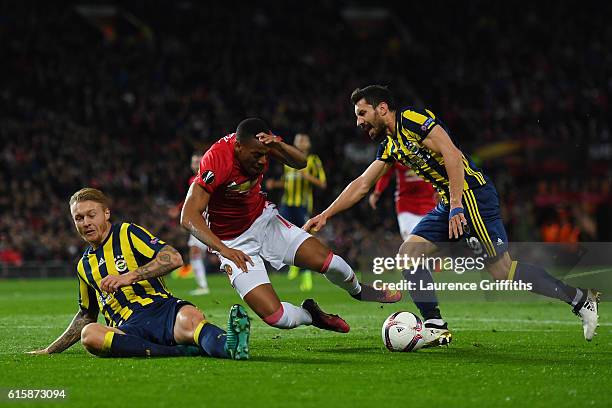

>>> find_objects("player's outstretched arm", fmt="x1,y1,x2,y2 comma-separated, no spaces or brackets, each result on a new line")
304,160,391,232
258,132,307,169
422,126,468,238
27,309,97,354
180,182,253,272
99,245,184,293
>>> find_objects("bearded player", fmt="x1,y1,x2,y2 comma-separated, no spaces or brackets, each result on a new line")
305,85,599,345
181,118,401,334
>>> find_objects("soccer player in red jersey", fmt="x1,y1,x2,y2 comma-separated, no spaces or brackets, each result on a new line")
368,162,436,240
181,118,401,333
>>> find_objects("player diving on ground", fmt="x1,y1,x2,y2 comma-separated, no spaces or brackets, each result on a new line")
181,118,401,335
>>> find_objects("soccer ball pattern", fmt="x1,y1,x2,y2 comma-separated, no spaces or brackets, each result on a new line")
382,311,425,352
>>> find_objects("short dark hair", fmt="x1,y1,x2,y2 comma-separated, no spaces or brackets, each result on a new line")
350,85,395,110
236,118,270,143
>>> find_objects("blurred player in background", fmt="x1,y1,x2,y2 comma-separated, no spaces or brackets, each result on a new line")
368,162,436,241
29,188,250,359
181,118,400,335
188,152,210,295
266,133,327,291
305,85,600,345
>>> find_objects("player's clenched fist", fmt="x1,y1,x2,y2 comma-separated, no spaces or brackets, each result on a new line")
303,213,327,233
219,246,254,272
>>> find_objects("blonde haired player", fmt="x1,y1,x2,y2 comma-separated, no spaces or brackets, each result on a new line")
29,188,250,359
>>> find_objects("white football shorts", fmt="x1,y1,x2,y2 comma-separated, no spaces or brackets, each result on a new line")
397,211,425,241
217,203,311,298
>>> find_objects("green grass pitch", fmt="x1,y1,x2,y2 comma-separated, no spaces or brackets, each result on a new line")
0,273,610,407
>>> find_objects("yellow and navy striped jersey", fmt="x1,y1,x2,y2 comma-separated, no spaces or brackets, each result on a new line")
76,222,173,327
281,154,326,213
376,107,487,204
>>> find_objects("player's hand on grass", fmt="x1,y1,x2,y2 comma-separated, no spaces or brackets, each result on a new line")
368,192,380,210
304,213,327,233
220,246,254,272
27,348,50,355
100,274,135,293
257,132,282,148
448,206,468,239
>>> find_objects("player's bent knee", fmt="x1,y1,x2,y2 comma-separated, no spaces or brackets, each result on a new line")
294,237,331,272
80,323,106,355
174,306,204,343
487,253,513,280
488,263,510,280
399,235,435,258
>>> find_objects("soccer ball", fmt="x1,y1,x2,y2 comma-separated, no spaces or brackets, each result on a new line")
381,311,425,352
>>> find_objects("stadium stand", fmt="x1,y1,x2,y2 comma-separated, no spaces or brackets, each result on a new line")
1,2,610,274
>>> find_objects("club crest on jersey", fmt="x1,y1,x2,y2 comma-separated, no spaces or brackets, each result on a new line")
202,170,215,184
114,255,128,272
224,264,233,276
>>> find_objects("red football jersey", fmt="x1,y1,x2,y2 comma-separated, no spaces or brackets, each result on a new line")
194,134,268,240
374,162,436,216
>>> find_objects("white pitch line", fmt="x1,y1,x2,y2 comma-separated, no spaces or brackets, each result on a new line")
565,268,612,279
0,325,59,329
451,328,611,333
452,317,612,327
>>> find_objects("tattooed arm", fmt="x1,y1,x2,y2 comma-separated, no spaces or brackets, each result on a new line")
99,245,183,293
28,309,98,354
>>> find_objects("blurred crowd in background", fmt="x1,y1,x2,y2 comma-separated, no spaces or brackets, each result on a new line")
1,2,610,270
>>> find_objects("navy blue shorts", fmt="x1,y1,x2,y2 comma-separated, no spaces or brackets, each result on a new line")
118,297,194,346
279,205,309,227
411,183,508,262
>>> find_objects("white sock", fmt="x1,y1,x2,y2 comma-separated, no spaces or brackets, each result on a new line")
324,255,361,295
192,258,208,289
264,302,312,329
424,318,445,326
571,288,584,307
